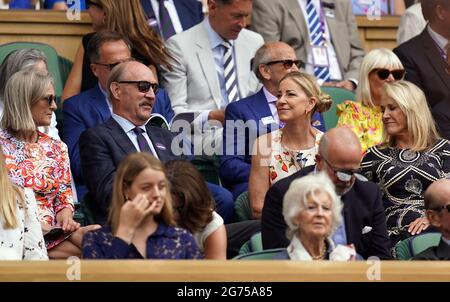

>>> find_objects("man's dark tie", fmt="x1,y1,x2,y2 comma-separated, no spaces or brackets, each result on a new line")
132,127,152,153
158,0,176,40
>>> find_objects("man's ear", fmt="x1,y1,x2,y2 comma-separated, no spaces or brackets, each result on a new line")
110,82,121,100
426,209,442,229
259,64,271,81
91,63,100,78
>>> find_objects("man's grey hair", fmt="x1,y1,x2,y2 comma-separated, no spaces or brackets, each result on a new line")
252,44,272,82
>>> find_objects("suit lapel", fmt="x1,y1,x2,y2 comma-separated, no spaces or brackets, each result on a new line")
195,23,222,108
105,118,137,155
421,30,450,91
145,126,171,161
342,191,357,245
286,0,308,58
91,85,111,123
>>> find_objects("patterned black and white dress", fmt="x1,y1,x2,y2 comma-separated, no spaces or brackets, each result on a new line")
361,139,450,246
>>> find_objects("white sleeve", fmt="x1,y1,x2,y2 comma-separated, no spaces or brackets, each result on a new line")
22,188,48,260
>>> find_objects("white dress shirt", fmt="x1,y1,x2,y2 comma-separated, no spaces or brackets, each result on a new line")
111,113,159,159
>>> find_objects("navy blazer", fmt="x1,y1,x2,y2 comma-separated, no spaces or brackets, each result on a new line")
394,29,450,109
261,166,392,260
79,117,182,224
140,0,204,33
220,88,326,198
63,85,175,198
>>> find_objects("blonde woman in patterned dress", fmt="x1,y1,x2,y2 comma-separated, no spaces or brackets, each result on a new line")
249,72,331,219
0,150,47,260
361,81,450,249
337,48,405,154
0,70,99,259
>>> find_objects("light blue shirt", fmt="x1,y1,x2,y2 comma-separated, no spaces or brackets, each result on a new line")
204,18,239,108
111,113,159,159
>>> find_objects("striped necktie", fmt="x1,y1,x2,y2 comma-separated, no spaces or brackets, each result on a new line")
222,40,240,104
158,0,176,40
306,0,331,82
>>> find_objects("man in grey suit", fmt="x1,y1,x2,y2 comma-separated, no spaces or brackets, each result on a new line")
161,0,264,128
251,0,364,91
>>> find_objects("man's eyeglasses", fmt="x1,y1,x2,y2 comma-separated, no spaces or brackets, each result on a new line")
372,68,405,80
431,204,450,213
322,156,366,182
264,59,304,69
86,0,102,9
94,61,122,70
43,95,56,106
117,81,159,94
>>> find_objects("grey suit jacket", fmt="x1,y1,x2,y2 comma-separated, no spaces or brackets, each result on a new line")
161,19,264,115
251,0,364,81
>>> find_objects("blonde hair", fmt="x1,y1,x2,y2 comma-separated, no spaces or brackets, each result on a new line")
0,70,54,137
279,71,332,114
97,0,172,69
382,81,440,151
356,48,404,107
109,153,175,233
0,151,24,229
283,172,342,240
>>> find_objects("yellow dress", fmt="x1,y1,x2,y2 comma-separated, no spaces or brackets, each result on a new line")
337,100,383,154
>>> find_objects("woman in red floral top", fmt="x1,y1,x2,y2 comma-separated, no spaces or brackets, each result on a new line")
0,70,99,258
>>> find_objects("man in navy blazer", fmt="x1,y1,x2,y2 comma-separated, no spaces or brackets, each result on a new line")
220,42,325,199
79,61,184,224
262,127,391,259
140,0,204,39
63,31,174,200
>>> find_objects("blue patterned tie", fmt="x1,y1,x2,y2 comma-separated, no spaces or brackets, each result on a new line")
222,40,240,104
132,127,152,153
306,0,331,82
158,0,176,40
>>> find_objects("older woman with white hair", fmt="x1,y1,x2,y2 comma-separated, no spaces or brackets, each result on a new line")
275,172,356,261
337,48,405,153
361,80,450,249
0,48,59,140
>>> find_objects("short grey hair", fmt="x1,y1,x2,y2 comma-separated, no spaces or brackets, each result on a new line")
282,172,342,240
106,61,129,101
252,44,272,81
1,70,54,135
0,48,48,97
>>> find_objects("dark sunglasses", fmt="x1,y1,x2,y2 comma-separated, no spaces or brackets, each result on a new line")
117,81,159,94
265,59,304,69
86,0,102,9
372,68,405,80
322,156,366,182
431,204,450,213
43,95,56,106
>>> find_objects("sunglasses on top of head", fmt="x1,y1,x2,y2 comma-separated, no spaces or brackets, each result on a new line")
264,59,305,69
372,68,405,80
117,81,159,94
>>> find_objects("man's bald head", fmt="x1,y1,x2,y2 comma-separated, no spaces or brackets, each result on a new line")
317,127,362,195
425,179,450,210
319,127,362,164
